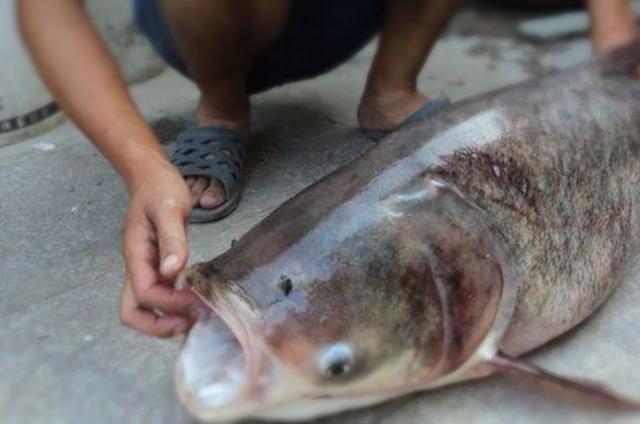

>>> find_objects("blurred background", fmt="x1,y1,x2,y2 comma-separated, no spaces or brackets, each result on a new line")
2,1,640,424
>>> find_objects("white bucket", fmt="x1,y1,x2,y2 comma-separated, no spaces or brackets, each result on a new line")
0,0,165,147
0,0,65,147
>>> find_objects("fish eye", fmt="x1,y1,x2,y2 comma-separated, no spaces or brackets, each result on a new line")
318,343,356,379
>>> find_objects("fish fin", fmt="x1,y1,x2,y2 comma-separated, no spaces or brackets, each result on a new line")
489,351,640,410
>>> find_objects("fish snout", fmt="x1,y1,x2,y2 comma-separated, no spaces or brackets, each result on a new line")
177,265,279,421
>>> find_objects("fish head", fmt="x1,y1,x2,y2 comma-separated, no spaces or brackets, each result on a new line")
177,178,515,422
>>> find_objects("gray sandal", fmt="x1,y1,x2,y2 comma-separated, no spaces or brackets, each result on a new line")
361,96,450,141
171,126,247,223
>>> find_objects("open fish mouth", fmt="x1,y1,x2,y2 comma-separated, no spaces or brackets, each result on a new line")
176,286,272,422
177,315,247,411
175,284,393,422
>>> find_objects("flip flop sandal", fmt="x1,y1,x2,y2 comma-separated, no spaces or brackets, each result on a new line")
171,126,247,223
361,96,450,141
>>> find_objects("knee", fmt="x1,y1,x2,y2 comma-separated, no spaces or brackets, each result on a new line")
246,0,290,43
159,0,289,46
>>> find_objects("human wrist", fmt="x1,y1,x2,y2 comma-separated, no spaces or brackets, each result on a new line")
119,143,178,194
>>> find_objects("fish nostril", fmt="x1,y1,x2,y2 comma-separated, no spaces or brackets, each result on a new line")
278,276,293,296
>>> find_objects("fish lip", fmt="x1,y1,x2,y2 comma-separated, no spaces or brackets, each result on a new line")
198,285,258,385
177,280,271,422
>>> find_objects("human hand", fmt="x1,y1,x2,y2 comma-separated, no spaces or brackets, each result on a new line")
119,161,200,337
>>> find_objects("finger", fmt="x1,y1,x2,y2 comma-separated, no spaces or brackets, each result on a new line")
123,215,160,297
199,178,226,209
120,276,191,337
152,200,189,280
135,281,198,314
123,215,196,313
189,177,209,207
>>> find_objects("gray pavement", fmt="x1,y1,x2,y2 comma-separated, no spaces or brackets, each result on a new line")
2,7,640,424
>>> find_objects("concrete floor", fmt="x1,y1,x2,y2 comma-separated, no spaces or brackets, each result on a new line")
2,6,640,424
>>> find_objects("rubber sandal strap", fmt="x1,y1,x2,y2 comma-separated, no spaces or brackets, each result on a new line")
171,126,246,222
404,96,450,125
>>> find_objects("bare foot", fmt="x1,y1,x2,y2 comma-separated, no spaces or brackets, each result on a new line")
184,100,249,210
358,88,430,132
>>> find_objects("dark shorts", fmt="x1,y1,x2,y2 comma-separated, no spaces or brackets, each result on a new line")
133,0,384,94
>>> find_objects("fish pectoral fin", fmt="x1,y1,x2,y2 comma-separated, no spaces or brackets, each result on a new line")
489,351,640,410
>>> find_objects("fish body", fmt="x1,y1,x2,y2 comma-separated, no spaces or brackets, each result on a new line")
177,43,640,422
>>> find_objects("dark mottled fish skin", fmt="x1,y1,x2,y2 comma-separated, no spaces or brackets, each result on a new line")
425,44,640,353
181,42,640,420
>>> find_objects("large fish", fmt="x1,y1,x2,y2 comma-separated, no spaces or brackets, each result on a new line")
176,42,640,422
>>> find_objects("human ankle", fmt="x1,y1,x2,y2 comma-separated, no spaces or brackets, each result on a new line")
363,75,418,99
358,86,428,131
591,10,636,51
196,98,250,136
